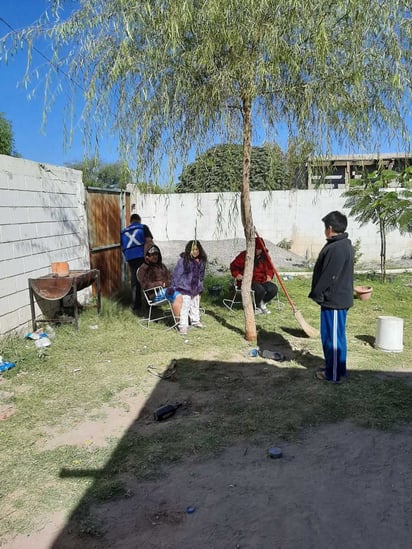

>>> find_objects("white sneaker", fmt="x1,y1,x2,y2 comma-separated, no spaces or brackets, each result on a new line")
259,302,271,314
192,322,204,328
255,307,264,315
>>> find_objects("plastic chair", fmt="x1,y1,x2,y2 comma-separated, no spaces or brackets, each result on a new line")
140,286,179,330
223,279,256,312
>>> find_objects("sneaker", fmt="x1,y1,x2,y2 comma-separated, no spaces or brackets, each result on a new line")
192,322,204,328
179,326,188,335
259,302,271,314
261,350,285,361
255,307,264,315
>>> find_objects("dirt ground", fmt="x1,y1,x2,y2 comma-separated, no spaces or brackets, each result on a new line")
5,387,412,549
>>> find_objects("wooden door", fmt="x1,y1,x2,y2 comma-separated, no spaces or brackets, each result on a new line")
86,188,130,297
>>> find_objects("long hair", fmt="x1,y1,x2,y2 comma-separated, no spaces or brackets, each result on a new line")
183,240,207,270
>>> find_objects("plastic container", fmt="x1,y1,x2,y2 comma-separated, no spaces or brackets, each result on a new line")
354,285,373,301
208,285,222,298
35,337,52,348
45,325,56,339
268,447,283,459
375,316,403,352
51,261,69,277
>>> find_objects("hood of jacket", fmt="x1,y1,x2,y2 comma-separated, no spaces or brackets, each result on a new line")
143,242,162,264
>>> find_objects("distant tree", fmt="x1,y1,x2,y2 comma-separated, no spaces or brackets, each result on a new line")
135,182,173,194
283,139,315,190
177,143,285,193
0,112,18,156
344,168,412,282
66,159,132,189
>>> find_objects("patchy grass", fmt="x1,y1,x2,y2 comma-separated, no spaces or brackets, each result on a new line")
0,272,411,541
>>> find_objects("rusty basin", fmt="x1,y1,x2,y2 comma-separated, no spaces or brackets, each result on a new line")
30,270,98,300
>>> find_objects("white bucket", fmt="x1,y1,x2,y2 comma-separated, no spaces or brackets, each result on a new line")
375,316,404,353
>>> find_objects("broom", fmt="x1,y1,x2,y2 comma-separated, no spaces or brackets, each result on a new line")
255,232,319,338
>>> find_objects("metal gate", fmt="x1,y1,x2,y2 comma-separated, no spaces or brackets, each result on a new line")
86,187,130,297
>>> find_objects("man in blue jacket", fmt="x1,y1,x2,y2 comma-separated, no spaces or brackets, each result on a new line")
121,214,153,312
309,211,354,383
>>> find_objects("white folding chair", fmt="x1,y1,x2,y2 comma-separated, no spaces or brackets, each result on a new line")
140,286,179,330
223,279,283,312
223,279,256,312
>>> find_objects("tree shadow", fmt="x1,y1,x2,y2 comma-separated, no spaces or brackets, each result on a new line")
258,327,322,369
355,334,375,347
280,325,313,339
204,308,246,337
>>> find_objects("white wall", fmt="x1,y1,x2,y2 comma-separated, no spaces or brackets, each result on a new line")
133,188,412,262
0,155,90,335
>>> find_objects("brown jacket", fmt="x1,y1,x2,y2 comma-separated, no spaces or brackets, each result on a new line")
136,243,171,290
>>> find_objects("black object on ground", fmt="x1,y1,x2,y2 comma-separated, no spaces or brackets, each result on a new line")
153,402,182,421
261,350,285,361
268,447,283,459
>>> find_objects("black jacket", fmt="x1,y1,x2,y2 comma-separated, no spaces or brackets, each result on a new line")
309,233,354,309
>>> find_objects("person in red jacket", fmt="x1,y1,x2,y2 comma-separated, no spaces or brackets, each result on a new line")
230,238,278,314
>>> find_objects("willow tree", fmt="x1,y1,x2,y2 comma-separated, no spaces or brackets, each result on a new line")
2,0,411,340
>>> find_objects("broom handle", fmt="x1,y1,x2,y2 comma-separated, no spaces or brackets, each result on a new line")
255,232,298,313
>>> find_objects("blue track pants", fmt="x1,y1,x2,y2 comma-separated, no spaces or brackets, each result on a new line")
320,308,348,382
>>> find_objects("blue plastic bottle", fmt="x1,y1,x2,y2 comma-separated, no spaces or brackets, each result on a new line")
0,361,15,373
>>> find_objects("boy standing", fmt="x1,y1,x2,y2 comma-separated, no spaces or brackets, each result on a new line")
309,211,354,383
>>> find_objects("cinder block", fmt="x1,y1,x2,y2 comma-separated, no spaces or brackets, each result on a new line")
0,224,21,244
0,169,13,190
13,240,33,259
0,242,10,261
6,289,29,311
0,275,17,297
2,257,26,278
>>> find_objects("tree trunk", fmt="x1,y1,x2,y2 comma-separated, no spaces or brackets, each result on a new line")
240,96,257,341
380,219,386,283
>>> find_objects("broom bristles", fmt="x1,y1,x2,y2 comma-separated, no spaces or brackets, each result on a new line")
294,310,319,338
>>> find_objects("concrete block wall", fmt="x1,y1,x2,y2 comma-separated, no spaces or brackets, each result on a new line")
0,155,90,335
134,188,412,262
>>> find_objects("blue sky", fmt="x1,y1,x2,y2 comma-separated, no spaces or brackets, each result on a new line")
0,0,119,168
1,1,411,176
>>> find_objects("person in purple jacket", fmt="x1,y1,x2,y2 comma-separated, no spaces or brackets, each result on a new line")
171,240,207,335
